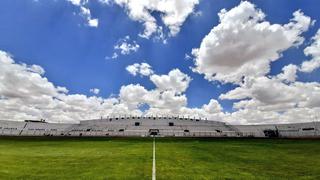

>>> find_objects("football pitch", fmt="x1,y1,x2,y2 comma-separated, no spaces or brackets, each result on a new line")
0,137,319,179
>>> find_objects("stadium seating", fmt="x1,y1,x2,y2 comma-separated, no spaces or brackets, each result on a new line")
0,117,319,138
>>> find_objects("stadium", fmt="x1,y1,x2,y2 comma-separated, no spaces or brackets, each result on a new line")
1,118,320,179
1,117,320,138
1,0,320,179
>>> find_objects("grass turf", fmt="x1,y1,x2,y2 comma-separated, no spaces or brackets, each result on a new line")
0,137,152,179
156,138,320,180
0,137,319,179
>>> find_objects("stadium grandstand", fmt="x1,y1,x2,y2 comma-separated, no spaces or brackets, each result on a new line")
0,117,319,138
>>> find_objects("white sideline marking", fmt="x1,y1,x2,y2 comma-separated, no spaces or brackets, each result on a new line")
152,137,156,180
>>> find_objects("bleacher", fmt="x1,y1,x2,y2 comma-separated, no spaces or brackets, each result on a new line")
0,117,319,138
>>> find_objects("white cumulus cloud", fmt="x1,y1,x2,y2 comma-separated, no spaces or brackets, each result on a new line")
90,88,100,94
107,36,140,59
300,29,320,72
0,50,138,122
113,0,199,39
150,69,192,93
220,74,320,124
126,63,154,76
68,0,99,27
114,36,140,55
192,1,312,84
276,64,298,83
0,50,224,123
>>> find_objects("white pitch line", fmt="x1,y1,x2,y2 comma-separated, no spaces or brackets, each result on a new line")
152,137,156,180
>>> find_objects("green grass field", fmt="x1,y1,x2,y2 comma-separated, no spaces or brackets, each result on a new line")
0,137,319,179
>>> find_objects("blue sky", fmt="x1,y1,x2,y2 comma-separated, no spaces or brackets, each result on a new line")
0,0,319,124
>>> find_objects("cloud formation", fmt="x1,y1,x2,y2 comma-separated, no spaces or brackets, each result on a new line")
220,74,320,124
0,50,223,123
192,1,312,84
114,36,140,55
90,88,100,94
107,36,140,59
113,0,199,39
68,0,99,27
300,29,320,72
1,41,319,125
67,0,199,42
126,63,154,76
150,69,191,93
1,1,319,125
276,64,298,83
188,1,319,124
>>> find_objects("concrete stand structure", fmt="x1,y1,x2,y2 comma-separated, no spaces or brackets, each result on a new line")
0,117,319,138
